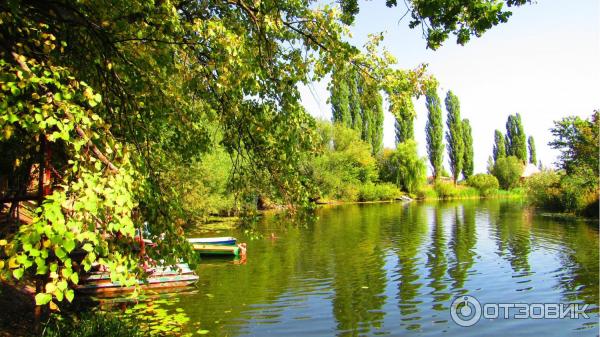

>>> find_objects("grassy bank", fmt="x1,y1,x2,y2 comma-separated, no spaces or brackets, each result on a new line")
416,182,524,201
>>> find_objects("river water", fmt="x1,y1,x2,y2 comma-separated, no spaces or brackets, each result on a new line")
115,200,599,336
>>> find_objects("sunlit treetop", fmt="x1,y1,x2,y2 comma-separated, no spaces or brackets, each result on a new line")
339,0,531,49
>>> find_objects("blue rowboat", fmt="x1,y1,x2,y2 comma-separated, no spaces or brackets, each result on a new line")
191,243,240,256
187,237,237,246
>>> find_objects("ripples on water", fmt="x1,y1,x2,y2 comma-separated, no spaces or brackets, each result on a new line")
122,200,599,336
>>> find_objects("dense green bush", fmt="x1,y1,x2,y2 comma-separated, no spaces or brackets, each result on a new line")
434,181,459,199
311,122,380,201
421,181,482,200
467,173,499,196
560,169,599,216
455,185,481,198
358,182,401,201
492,156,524,190
417,185,438,199
525,171,563,210
525,112,599,216
495,188,525,198
165,149,238,223
335,182,360,201
525,169,599,216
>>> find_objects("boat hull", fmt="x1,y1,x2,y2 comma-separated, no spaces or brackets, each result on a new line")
77,264,198,294
187,237,237,245
191,243,240,256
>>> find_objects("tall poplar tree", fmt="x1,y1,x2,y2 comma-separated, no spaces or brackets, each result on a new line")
359,75,373,149
348,68,363,136
445,91,464,184
329,66,352,127
395,108,415,143
425,85,444,179
528,136,536,164
505,113,527,162
330,66,385,154
369,90,385,155
462,119,474,179
493,130,506,161
359,76,385,154
486,156,495,174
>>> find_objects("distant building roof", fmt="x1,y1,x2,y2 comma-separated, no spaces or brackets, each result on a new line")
521,163,540,178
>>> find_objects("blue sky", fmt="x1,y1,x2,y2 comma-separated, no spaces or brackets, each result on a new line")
300,0,600,174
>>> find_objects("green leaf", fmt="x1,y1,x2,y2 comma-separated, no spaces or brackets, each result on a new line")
12,268,24,279
70,272,79,284
57,280,68,291
55,289,64,301
54,247,67,259
65,289,74,302
61,267,72,278
35,293,52,305
63,239,76,253
197,330,209,335
16,254,28,264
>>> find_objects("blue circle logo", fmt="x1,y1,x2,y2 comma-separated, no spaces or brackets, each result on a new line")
450,295,482,327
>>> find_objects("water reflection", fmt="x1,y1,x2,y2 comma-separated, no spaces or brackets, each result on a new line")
328,206,387,336
538,217,599,309
393,203,427,331
491,201,532,274
426,207,450,312
448,204,477,293
102,201,598,336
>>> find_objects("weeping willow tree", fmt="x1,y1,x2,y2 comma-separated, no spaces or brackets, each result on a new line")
380,140,426,194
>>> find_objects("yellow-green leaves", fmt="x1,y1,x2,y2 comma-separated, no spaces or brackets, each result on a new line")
1,46,140,307
35,293,52,306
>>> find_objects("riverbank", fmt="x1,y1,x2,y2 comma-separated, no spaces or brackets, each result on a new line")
416,183,525,201
316,187,524,204
196,188,525,227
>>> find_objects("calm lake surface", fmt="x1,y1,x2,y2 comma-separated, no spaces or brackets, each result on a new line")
117,200,599,336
